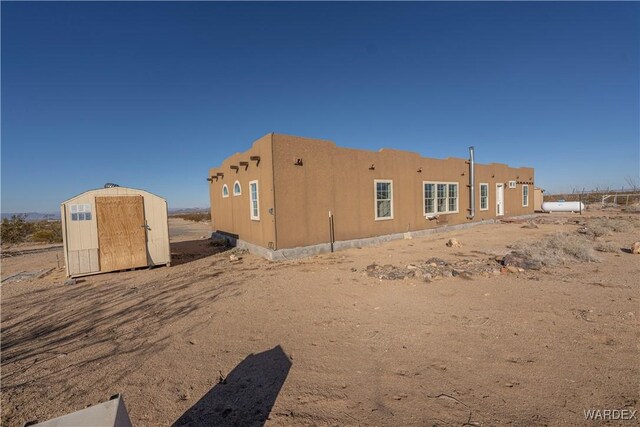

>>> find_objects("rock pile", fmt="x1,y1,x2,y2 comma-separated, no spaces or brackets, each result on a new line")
364,252,546,282
366,257,491,282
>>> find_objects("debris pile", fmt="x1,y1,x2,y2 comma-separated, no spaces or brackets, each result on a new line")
365,256,511,282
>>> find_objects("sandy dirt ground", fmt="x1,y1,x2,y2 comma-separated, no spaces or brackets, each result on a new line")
1,213,639,426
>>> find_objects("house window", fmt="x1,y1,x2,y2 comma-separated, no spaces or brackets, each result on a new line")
233,181,241,196
522,184,529,207
424,183,435,215
249,180,259,220
508,180,517,189
222,184,229,198
448,184,458,212
479,183,489,211
70,204,92,221
374,180,393,220
425,182,459,215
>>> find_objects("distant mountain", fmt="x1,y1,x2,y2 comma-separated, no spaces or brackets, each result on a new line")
2,208,209,221
168,207,210,214
1,212,61,221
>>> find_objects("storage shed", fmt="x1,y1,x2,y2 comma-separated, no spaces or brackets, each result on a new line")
61,186,170,278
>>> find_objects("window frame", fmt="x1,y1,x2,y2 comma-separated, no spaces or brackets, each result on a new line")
249,180,260,220
70,204,92,221
374,179,394,220
423,181,459,215
222,184,229,198
479,183,489,211
233,180,242,196
424,182,436,215
522,184,529,207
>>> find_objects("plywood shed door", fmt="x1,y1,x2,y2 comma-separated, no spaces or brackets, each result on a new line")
96,196,148,272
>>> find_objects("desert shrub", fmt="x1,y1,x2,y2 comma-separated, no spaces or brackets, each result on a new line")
1,215,34,244
584,217,634,237
31,230,57,243
594,241,619,253
604,219,633,232
172,212,210,222
585,223,611,238
513,233,599,266
1,216,62,244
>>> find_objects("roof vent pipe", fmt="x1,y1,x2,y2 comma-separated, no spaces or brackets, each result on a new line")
467,146,475,219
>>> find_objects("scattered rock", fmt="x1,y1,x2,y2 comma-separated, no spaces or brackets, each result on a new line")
506,266,520,274
64,279,76,286
425,257,448,267
229,254,242,262
446,238,461,248
365,263,411,280
631,242,640,254
521,222,539,229
459,271,474,280
367,254,508,282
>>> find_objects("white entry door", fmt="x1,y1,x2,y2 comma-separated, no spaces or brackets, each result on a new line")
496,184,505,216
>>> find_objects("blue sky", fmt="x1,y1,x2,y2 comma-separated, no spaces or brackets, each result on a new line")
2,2,638,212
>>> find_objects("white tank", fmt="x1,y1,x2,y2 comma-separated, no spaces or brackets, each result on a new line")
541,201,585,213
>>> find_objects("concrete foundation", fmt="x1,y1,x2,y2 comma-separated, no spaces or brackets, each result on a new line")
214,214,539,261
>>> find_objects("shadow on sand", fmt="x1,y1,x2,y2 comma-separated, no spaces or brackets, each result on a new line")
172,345,292,427
170,239,231,266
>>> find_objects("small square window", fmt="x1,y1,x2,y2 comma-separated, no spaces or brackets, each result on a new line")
70,204,92,221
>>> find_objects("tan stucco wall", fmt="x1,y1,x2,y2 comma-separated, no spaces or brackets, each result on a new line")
271,134,534,249
209,133,535,251
208,134,277,249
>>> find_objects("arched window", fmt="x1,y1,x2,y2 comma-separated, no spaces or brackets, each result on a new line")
222,184,229,198
233,181,242,196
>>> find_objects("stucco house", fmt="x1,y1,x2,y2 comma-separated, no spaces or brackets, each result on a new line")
208,133,534,259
